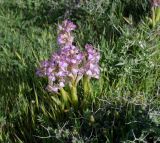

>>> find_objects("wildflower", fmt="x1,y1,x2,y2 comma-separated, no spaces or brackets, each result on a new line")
36,20,100,109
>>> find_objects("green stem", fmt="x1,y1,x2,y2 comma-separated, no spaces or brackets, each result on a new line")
70,85,78,109
81,75,93,109
152,7,156,27
155,7,160,23
83,75,92,96
60,88,70,109
152,7,160,27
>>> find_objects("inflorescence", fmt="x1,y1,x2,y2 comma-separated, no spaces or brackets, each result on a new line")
36,20,100,94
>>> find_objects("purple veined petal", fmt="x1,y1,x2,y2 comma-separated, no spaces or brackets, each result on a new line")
70,45,77,50
89,63,95,69
59,82,65,88
71,68,79,74
41,60,49,67
88,53,100,62
58,60,68,69
78,68,85,76
66,20,76,32
84,62,91,68
91,67,100,79
59,67,68,73
59,20,77,32
85,44,94,53
76,53,84,60
94,74,99,79
57,34,67,45
61,44,70,50
36,60,50,77
61,45,79,57
48,75,56,81
95,70,100,76
36,70,44,77
47,67,53,74
46,85,59,93
57,32,74,46
70,45,77,51
63,45,75,53
88,54,94,60
94,66,100,73
51,53,61,63
55,71,66,77
90,65,99,74
65,57,71,63
36,70,40,76
86,70,93,76
86,62,91,67
59,61,68,68
96,53,100,60
49,61,56,67
95,53,100,61
57,36,64,45
71,59,77,64
85,44,100,63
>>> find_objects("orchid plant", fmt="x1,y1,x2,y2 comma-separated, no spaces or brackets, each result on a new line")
36,20,100,110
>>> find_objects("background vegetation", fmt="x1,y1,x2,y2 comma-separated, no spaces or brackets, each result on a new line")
0,0,160,142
